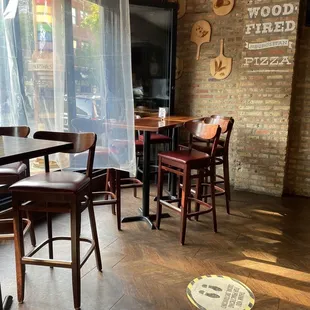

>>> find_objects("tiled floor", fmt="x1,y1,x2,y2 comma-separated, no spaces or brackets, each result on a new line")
1,187,310,309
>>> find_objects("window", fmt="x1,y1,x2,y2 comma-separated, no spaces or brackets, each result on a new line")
73,40,77,55
1,0,136,175
72,7,76,25
81,41,90,50
80,10,88,20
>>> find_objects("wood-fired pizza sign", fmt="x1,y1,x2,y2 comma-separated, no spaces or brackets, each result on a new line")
243,2,299,70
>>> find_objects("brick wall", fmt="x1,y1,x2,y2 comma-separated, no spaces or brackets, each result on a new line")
285,0,310,196
175,0,301,196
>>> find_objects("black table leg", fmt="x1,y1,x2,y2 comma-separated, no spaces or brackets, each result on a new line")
142,131,151,217
156,127,179,201
122,131,154,228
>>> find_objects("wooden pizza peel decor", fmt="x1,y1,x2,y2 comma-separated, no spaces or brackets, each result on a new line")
213,0,235,16
176,57,184,79
177,0,186,19
210,39,232,80
190,20,211,60
168,0,186,19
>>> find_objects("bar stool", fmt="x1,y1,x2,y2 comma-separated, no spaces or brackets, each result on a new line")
71,118,143,230
156,120,221,245
190,116,234,214
135,115,171,178
10,131,101,310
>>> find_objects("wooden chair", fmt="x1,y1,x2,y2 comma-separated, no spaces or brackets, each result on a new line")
156,120,221,245
0,126,35,246
71,118,143,230
135,115,171,180
9,131,101,310
189,116,234,213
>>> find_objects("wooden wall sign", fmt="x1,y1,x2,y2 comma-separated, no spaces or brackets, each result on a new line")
190,20,211,60
242,3,298,70
210,39,232,79
176,57,184,79
213,0,235,16
177,0,186,19
168,0,186,19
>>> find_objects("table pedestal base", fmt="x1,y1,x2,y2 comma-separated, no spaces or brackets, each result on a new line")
122,215,155,229
0,284,13,310
154,195,177,202
2,296,13,310
121,210,171,229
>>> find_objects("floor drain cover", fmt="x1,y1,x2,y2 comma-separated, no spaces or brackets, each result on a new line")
187,275,255,310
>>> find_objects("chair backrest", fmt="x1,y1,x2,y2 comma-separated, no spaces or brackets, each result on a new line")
207,115,234,153
33,131,97,178
0,126,30,138
184,120,221,156
209,115,234,134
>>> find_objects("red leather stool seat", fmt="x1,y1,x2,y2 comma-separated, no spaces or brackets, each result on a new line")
138,133,171,144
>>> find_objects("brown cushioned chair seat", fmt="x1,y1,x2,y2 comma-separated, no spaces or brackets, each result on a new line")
158,149,210,164
0,162,27,175
135,140,143,153
10,171,89,193
180,142,224,156
139,133,171,144
135,139,143,146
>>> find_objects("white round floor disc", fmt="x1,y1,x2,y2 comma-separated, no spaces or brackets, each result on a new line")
186,275,255,310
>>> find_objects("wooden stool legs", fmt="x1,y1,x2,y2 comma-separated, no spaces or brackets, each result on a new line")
71,203,81,310
156,158,164,230
223,155,230,214
13,196,101,310
105,169,121,230
88,194,102,272
12,199,25,304
180,166,191,245
156,161,218,245
26,211,36,247
210,163,218,232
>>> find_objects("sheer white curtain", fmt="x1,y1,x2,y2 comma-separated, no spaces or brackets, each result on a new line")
72,0,136,174
0,0,136,175
0,0,27,127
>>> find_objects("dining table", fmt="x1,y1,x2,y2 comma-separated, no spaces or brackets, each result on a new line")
0,135,73,310
0,136,73,166
122,115,201,229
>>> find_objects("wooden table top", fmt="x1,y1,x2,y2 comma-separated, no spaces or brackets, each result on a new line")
0,136,73,165
143,115,202,122
134,118,184,132
80,115,202,133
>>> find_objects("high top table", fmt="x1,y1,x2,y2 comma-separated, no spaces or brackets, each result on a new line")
122,116,201,229
0,135,73,310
